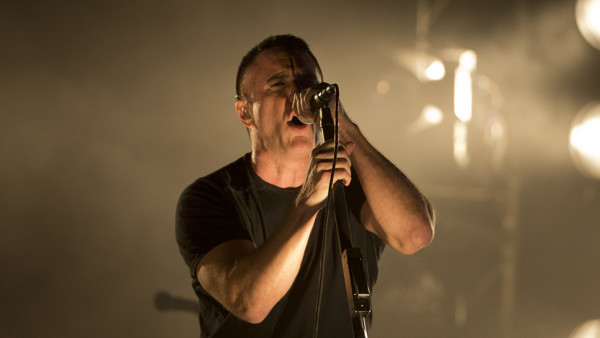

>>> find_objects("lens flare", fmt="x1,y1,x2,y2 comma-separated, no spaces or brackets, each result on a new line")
576,0,600,50
570,102,600,179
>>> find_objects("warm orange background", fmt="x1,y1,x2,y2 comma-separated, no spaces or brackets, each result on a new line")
2,1,599,337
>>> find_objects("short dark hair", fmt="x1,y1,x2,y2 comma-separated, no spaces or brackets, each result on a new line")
235,34,323,98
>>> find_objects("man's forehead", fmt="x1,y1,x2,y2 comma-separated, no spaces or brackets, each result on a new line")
261,48,295,67
248,48,317,80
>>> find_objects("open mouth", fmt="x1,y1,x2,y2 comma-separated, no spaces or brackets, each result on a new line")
289,116,305,127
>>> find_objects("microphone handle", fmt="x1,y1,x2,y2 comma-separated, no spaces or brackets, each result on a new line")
320,104,372,338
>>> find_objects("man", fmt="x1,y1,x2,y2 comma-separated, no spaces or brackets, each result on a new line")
176,35,435,337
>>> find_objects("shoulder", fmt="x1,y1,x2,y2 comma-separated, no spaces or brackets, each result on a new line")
175,153,256,239
179,153,252,203
175,154,254,264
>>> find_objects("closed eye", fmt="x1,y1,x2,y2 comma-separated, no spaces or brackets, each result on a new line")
267,72,288,89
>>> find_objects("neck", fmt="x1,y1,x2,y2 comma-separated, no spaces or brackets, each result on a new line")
251,149,310,188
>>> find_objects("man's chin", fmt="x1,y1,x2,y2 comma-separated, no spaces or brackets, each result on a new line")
288,137,315,154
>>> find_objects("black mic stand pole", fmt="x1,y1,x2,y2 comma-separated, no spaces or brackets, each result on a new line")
320,105,371,338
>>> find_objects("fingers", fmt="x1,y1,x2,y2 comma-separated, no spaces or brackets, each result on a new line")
331,168,352,186
296,140,354,209
312,140,353,159
311,141,353,186
292,88,317,124
344,141,355,155
314,162,352,186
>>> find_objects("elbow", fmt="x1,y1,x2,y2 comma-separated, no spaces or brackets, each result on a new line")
390,220,435,255
412,221,434,251
408,207,436,252
227,292,272,324
393,198,436,254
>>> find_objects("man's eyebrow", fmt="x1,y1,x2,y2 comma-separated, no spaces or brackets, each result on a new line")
266,72,287,83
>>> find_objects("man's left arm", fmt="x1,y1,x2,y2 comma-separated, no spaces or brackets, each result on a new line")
338,106,436,254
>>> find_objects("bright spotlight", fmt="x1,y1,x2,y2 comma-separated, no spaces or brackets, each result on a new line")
423,104,443,125
405,104,444,135
453,120,470,168
424,61,446,81
395,50,446,82
576,0,600,50
454,70,472,122
454,50,476,122
569,319,600,338
458,50,477,72
570,102,600,179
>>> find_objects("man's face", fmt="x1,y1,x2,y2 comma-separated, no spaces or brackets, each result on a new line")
240,48,320,159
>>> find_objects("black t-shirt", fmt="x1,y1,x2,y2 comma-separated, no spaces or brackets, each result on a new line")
176,153,385,338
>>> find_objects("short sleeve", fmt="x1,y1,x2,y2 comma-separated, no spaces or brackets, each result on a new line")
176,177,252,278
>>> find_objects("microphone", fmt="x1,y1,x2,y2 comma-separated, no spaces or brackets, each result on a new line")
310,83,337,111
293,83,337,124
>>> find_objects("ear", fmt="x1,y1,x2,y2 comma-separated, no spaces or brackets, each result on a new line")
235,98,254,128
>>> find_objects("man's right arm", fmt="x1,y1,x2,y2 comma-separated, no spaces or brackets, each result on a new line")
194,142,352,324
196,204,317,324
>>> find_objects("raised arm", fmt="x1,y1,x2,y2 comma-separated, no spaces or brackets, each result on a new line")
337,104,436,254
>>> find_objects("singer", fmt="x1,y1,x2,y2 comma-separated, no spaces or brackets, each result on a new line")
176,35,436,338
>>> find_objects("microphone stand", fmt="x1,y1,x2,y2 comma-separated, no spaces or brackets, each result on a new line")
320,105,371,338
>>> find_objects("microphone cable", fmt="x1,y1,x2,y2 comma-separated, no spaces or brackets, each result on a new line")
312,84,340,338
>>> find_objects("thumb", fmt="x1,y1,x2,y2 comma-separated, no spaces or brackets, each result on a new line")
343,141,355,155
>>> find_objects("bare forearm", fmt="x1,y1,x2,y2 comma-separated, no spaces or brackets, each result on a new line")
218,204,317,323
341,121,435,253
198,141,351,323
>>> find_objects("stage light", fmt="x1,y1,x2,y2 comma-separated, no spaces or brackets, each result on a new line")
576,0,600,50
453,120,470,168
569,102,600,179
405,104,444,135
395,50,446,82
424,60,445,81
569,319,600,338
454,50,477,122
458,50,477,72
454,70,472,121
423,104,443,125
